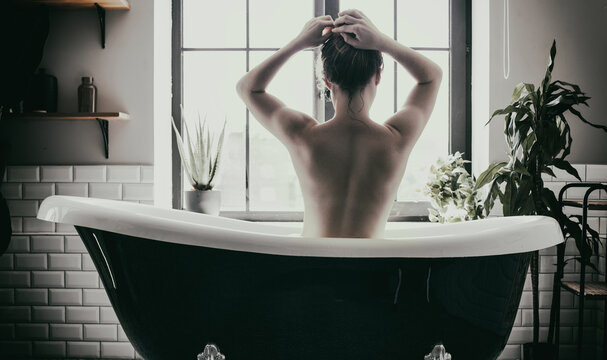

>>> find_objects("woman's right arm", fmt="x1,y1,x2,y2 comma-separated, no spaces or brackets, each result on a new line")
333,9,442,144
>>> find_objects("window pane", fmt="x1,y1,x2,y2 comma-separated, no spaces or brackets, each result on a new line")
397,51,449,201
248,51,314,210
183,0,246,48
249,0,313,48
183,52,247,210
339,0,394,38
397,0,449,48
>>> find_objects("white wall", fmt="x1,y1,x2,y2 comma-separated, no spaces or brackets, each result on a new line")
487,0,607,165
7,0,155,165
471,0,491,176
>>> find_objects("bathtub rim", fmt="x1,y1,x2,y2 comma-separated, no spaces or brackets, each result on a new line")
37,195,564,258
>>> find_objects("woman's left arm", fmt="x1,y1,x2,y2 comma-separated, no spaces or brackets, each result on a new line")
236,16,334,145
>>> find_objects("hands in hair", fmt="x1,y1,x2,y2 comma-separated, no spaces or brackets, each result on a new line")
332,9,391,51
293,15,335,49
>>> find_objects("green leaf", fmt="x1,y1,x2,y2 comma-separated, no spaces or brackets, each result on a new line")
502,178,514,216
512,159,531,176
208,118,227,186
552,159,581,181
524,83,536,98
171,115,195,188
483,178,503,215
511,83,526,102
542,40,557,91
553,115,573,160
568,107,607,134
474,162,508,190
542,166,556,178
552,80,582,95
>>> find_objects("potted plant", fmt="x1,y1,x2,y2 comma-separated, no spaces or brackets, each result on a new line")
171,109,226,215
424,151,485,223
475,40,607,359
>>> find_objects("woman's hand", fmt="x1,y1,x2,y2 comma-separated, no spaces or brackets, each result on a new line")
292,15,335,49
331,9,392,51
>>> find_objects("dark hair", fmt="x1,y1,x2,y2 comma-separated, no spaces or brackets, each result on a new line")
320,33,384,99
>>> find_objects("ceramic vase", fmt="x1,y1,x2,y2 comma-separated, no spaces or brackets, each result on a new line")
184,190,221,215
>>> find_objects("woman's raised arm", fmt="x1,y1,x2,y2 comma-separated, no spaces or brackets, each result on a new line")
236,16,334,145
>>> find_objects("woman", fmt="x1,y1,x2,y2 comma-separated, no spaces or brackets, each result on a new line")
237,9,442,238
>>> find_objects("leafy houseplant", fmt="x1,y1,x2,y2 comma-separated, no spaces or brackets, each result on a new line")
172,109,226,215
475,40,607,358
424,152,485,223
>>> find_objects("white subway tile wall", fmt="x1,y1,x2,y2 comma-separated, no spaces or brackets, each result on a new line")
106,166,141,183
73,166,107,183
0,164,604,359
0,165,152,359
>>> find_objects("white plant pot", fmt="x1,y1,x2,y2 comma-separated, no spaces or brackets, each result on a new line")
184,190,221,215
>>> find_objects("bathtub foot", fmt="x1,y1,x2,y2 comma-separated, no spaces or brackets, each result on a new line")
197,344,225,360
424,344,451,360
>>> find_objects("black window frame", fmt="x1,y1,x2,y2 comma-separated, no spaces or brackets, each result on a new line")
172,0,471,221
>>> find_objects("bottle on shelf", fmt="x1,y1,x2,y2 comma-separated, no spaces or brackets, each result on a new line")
78,76,97,112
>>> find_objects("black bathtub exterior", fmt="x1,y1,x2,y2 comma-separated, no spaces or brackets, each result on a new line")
77,226,531,360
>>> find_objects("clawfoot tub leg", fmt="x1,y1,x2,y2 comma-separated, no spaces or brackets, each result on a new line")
197,344,225,360
424,344,452,360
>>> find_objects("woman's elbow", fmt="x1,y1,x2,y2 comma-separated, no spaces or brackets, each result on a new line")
433,65,443,83
236,78,248,98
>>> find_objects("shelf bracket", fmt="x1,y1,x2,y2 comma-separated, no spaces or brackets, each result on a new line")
97,118,109,159
95,3,106,49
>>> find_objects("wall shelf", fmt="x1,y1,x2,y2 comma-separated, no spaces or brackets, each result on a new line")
17,0,130,10
11,112,129,121
15,0,131,48
10,112,129,159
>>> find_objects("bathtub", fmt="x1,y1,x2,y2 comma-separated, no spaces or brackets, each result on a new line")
37,195,563,360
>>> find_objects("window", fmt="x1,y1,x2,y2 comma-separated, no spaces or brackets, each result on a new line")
173,0,470,220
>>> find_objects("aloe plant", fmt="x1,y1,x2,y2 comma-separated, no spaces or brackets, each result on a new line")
171,109,226,191
475,40,607,346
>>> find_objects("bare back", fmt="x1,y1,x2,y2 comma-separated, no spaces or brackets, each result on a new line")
290,118,410,238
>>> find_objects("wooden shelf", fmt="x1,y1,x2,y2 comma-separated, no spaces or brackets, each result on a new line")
10,112,128,159
17,0,130,10
562,199,607,211
11,112,129,121
561,281,607,298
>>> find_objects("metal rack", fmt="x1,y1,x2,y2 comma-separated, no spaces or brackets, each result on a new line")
549,182,607,359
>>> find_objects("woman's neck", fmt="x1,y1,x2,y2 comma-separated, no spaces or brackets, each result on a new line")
331,87,374,120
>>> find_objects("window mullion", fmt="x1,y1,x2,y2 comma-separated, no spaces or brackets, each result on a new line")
324,0,339,18
323,0,339,121
245,0,251,212
172,0,183,210
313,0,324,122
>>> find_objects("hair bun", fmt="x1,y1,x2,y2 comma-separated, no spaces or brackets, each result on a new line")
320,33,383,97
